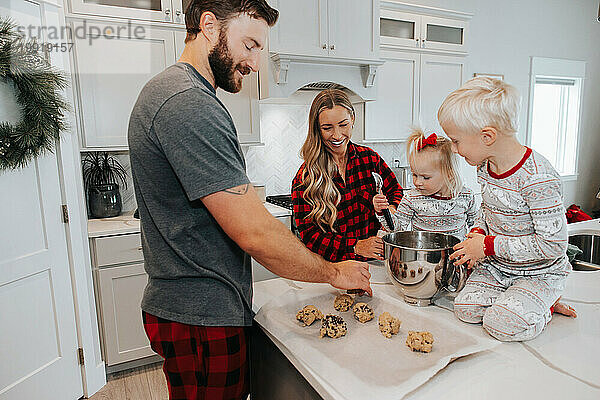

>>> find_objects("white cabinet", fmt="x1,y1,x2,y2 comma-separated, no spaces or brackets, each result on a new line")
174,31,262,145
68,0,185,24
418,54,465,133
251,214,291,282
364,51,419,142
380,8,469,54
96,263,153,366
90,232,156,368
364,51,464,142
72,20,176,149
268,0,379,61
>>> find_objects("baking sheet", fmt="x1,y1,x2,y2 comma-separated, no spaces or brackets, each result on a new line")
255,286,499,400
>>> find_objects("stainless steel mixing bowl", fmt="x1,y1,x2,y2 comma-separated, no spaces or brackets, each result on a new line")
383,231,467,306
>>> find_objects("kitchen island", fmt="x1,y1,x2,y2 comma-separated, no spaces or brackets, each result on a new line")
250,271,600,400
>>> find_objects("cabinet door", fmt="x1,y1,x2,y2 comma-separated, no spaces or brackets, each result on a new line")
174,31,261,144
73,21,175,149
97,263,155,366
69,0,174,23
327,0,378,60
251,215,290,282
418,54,464,133
379,9,421,50
420,16,467,53
267,0,327,57
364,51,420,142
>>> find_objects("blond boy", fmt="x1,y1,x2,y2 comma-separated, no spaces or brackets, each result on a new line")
438,77,572,341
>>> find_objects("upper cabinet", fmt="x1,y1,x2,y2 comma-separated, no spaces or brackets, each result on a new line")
361,2,471,142
379,2,470,55
68,0,186,24
268,0,379,61
364,51,465,142
72,20,176,149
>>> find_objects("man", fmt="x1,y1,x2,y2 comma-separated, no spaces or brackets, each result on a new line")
128,1,372,399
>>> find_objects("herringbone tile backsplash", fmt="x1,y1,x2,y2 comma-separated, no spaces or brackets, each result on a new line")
245,103,408,196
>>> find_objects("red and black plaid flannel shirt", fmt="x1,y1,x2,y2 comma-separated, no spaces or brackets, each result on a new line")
292,142,403,262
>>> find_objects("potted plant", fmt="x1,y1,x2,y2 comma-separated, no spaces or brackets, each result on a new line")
82,152,128,218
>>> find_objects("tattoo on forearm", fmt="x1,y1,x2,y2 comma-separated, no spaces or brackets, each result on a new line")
223,184,249,195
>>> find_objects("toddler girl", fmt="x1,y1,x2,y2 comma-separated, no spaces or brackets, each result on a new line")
373,129,477,239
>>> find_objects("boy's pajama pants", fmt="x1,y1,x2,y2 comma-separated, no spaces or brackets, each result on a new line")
454,263,569,341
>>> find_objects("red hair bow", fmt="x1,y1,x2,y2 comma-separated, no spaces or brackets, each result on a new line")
417,133,437,151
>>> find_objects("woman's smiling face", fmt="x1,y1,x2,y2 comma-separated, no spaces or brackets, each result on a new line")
318,105,354,157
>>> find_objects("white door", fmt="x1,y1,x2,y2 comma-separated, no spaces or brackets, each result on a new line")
73,20,176,149
328,0,378,60
0,6,82,398
267,0,327,57
364,51,420,142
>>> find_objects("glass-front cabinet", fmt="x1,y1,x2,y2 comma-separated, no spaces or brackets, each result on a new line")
380,9,467,53
68,0,186,24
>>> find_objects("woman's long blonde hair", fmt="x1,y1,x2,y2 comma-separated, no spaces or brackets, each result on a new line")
299,89,355,232
406,128,462,197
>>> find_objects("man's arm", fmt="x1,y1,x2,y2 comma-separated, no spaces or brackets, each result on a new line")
202,184,372,294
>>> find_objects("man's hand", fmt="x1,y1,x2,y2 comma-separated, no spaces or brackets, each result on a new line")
355,236,384,260
330,260,372,296
373,193,389,214
451,233,485,269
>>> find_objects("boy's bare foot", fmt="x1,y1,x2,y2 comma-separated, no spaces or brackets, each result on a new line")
553,298,577,318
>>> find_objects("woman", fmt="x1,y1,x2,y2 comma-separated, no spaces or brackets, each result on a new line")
292,89,403,262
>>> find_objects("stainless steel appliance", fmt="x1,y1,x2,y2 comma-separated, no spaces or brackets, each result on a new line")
383,231,467,306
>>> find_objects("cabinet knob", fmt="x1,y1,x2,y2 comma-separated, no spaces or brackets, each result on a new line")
330,44,335,50
176,9,181,16
165,8,171,15
421,39,426,48
415,38,420,47
322,44,327,49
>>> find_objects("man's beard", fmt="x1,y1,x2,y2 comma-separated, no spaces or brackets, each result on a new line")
208,29,249,93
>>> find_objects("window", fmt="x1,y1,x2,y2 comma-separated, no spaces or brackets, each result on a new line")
527,58,585,177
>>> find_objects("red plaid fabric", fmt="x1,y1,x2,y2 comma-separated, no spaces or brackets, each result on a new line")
142,312,249,400
292,142,403,262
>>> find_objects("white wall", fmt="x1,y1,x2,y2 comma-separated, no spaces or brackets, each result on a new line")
402,0,600,211
246,0,600,212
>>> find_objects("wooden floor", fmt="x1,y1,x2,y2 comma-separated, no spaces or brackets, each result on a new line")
87,363,169,400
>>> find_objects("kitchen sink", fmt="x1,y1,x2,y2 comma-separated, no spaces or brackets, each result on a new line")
569,234,600,271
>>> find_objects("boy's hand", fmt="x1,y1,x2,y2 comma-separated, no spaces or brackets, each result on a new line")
329,260,373,296
451,233,485,269
373,193,389,214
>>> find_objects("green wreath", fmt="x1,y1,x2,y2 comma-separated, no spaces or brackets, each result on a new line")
0,17,69,171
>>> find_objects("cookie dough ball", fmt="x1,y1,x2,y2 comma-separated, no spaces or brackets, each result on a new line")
406,331,434,353
352,302,374,323
296,305,323,326
333,294,354,312
378,312,401,338
319,315,347,339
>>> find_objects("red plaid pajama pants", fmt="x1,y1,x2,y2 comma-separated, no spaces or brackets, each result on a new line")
142,312,249,400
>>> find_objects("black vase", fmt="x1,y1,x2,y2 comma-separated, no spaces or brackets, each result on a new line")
88,183,122,218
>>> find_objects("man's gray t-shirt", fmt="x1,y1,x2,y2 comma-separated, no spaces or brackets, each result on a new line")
128,62,252,326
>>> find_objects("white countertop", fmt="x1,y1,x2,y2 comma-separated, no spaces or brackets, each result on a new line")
87,212,140,238
87,202,291,238
252,273,600,400
568,218,600,235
